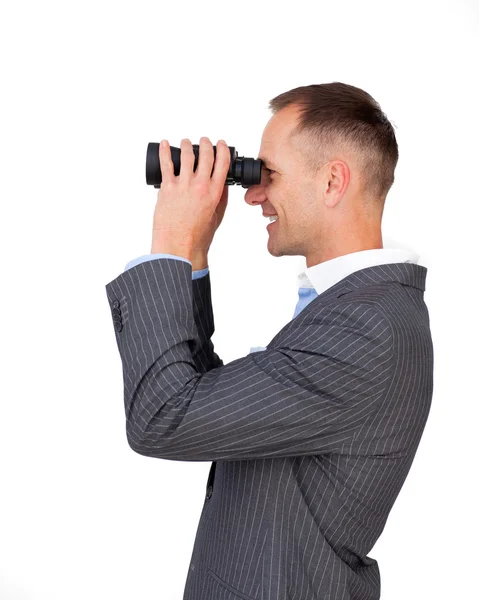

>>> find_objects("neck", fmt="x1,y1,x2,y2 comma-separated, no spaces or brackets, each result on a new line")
306,229,383,268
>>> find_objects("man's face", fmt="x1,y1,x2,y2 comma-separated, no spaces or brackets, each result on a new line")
244,104,327,262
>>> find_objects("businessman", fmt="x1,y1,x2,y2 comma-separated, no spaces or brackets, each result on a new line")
105,82,434,600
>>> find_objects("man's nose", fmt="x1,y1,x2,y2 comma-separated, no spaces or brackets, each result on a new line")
244,171,268,207
244,184,266,207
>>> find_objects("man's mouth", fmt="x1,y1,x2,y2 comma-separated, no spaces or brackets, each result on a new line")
267,218,278,232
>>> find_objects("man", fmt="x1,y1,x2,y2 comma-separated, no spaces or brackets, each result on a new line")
105,82,434,600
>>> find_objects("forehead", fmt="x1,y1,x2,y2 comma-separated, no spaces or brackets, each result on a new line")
258,105,301,167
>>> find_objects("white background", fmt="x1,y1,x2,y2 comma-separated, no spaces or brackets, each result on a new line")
1,0,478,598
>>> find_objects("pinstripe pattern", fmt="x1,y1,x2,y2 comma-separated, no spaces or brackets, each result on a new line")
105,258,434,600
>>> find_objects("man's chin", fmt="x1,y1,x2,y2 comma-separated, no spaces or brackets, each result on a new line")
267,240,283,258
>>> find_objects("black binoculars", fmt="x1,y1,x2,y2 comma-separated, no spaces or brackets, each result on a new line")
145,142,264,189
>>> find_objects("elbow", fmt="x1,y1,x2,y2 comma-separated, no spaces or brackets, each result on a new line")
126,422,172,459
126,425,156,457
127,436,151,457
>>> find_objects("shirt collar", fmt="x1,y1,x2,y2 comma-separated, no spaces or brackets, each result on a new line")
297,248,420,296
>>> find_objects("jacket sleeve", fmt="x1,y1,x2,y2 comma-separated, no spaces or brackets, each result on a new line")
122,254,219,373
105,257,393,462
189,266,224,374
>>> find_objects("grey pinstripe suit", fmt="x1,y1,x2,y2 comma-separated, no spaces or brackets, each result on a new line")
105,257,434,600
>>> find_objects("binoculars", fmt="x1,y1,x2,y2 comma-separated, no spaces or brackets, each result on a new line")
145,142,264,189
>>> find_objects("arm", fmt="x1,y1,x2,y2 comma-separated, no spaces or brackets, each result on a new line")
123,253,221,373
105,258,393,462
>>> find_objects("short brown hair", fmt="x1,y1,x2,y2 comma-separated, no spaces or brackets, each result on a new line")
268,82,399,209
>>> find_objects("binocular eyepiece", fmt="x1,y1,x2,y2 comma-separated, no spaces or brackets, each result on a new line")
145,142,263,189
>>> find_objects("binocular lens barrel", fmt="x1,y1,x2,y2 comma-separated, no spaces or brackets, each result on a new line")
146,142,263,189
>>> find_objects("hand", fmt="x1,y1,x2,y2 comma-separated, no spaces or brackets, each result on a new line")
152,137,230,256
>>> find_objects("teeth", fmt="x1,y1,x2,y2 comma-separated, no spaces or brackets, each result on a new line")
268,215,278,222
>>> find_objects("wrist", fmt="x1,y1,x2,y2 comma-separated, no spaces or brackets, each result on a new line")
191,252,208,271
151,230,193,261
150,230,208,270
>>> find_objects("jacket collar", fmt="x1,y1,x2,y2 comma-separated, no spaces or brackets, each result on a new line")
298,248,425,296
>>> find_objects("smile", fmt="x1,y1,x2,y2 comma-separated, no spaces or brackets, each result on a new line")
267,220,278,232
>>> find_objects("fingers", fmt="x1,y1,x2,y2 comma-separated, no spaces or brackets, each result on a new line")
179,138,195,181
159,140,175,185
211,139,231,196
196,137,215,180
160,137,230,194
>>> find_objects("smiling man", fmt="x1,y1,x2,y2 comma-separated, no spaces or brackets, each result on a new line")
247,97,387,268
105,82,434,600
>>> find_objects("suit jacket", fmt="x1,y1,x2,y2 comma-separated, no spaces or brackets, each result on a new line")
105,258,434,600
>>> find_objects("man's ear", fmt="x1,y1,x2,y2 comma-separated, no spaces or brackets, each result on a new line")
324,161,349,208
